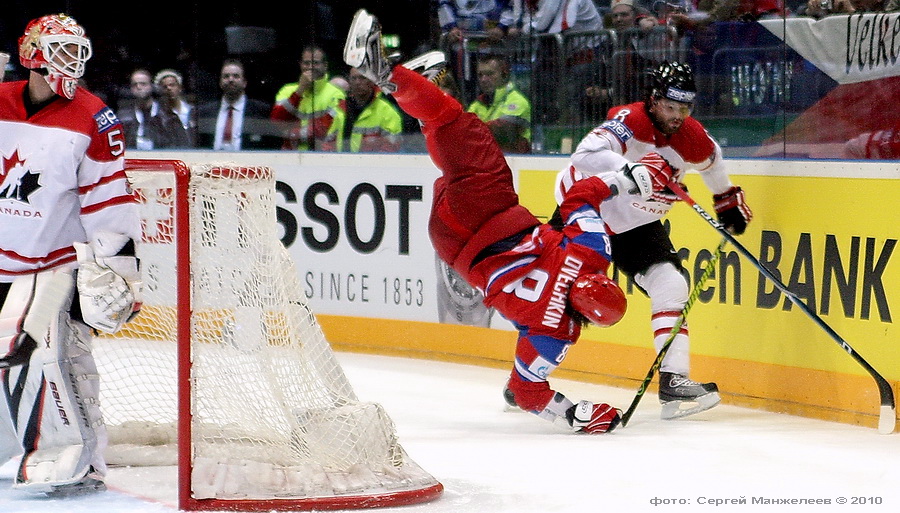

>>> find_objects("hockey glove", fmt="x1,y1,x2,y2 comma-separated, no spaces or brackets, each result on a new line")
713,186,752,235
75,242,143,334
566,401,622,434
621,152,677,201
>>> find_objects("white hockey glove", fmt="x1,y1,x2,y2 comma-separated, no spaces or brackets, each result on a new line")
75,240,143,334
619,152,677,201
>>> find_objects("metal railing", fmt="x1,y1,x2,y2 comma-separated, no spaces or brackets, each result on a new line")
440,26,686,153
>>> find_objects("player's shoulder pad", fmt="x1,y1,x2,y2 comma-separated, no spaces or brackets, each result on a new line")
669,117,716,164
603,102,654,144
94,106,121,135
596,118,633,144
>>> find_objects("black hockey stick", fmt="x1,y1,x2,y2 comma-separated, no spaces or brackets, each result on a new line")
668,181,896,434
621,238,727,427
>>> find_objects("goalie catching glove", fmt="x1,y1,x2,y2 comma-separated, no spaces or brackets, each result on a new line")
75,238,143,334
621,152,681,203
713,186,752,235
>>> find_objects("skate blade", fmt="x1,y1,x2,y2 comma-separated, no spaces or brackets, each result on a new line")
660,392,721,420
46,480,107,498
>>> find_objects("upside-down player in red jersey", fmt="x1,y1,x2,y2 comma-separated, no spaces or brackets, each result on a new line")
0,14,142,496
344,9,678,434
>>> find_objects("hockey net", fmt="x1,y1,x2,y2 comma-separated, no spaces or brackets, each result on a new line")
92,159,442,511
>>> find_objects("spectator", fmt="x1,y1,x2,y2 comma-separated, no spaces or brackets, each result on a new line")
154,68,195,144
608,0,658,31
271,45,346,151
467,53,532,153
800,0,882,17
343,67,403,152
438,0,516,42
509,0,605,34
509,0,607,125
692,0,783,22
195,59,281,151
117,68,189,149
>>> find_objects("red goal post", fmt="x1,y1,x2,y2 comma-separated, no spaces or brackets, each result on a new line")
92,159,442,511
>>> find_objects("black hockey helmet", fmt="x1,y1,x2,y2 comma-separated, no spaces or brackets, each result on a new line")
646,61,696,104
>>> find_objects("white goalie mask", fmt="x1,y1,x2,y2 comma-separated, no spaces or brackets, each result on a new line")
18,13,92,100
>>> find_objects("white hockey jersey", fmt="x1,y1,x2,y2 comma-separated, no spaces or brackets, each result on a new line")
0,81,140,281
555,101,734,234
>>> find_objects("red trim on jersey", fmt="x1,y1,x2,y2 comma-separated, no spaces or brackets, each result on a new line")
0,255,76,276
80,193,137,214
0,245,75,265
77,169,129,194
654,326,688,338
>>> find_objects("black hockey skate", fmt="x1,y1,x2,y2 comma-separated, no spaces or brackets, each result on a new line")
658,372,720,420
502,385,520,412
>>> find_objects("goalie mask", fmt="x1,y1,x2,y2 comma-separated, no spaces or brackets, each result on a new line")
569,273,627,327
18,13,92,100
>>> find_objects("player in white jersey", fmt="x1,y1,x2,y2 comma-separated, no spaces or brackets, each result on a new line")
553,61,753,419
0,14,142,496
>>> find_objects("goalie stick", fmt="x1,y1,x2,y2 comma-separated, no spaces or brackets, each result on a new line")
621,238,727,427
667,181,896,435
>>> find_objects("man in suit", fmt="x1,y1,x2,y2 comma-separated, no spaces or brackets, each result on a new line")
195,59,281,150
118,68,190,149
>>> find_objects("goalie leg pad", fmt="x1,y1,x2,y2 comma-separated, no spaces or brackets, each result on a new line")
1,271,76,463
7,308,107,492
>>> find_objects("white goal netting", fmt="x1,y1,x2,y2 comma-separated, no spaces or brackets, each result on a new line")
92,160,441,508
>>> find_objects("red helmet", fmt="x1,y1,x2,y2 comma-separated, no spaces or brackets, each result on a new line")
569,273,627,327
18,14,92,99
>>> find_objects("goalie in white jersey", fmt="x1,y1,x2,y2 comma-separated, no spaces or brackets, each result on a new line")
0,14,142,495
554,61,753,420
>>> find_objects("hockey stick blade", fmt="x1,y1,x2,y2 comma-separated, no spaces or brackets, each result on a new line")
621,238,727,427
668,181,896,434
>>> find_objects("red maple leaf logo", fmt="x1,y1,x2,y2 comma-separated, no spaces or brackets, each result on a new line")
1,149,26,179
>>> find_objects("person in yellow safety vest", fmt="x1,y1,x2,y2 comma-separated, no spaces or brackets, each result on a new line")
344,68,403,152
271,45,346,151
467,52,531,154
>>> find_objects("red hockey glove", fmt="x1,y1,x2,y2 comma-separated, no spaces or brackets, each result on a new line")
713,186,752,235
566,401,622,434
621,152,677,201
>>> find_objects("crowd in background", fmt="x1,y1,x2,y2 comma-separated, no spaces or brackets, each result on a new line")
2,0,898,158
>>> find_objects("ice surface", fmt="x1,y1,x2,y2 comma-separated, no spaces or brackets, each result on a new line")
2,352,897,512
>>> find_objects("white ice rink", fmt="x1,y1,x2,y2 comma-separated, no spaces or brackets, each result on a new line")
1,351,897,513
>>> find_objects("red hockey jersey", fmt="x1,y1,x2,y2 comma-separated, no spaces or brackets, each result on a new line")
471,175,614,345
